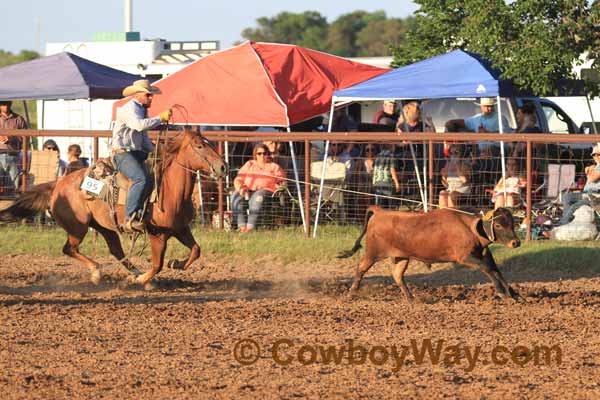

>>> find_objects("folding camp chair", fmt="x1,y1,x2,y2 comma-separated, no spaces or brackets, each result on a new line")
27,150,61,186
310,158,348,223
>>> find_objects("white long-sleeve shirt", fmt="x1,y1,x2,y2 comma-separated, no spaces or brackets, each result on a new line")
111,99,161,153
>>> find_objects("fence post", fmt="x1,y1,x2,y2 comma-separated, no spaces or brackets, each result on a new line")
93,137,99,162
526,140,532,241
428,140,434,210
21,136,28,192
304,140,311,237
217,141,224,230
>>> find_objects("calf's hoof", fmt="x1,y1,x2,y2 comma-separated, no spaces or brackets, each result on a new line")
144,281,157,291
167,259,185,270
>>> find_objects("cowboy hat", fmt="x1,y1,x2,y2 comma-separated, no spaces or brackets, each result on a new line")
591,144,600,156
122,79,161,97
478,97,496,106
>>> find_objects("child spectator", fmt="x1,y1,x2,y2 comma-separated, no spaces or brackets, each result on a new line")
491,158,526,209
372,143,400,209
65,144,89,174
439,144,471,209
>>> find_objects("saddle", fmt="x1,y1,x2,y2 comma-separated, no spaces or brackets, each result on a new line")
80,158,159,207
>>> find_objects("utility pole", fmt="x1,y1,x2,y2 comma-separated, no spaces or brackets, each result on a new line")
124,0,133,32
35,17,42,53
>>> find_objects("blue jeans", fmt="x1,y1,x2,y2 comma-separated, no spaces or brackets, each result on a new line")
231,189,272,229
374,185,397,209
0,153,20,191
114,151,150,218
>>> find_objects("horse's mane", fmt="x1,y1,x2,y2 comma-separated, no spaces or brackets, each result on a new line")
157,130,190,171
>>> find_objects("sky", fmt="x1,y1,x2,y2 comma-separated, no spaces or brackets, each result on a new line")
2,0,419,54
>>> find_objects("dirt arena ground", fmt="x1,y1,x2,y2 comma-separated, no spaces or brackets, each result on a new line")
1,253,600,399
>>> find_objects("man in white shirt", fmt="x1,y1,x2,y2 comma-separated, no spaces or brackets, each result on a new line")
112,79,171,232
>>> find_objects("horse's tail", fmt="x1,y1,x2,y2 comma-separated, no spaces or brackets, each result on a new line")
336,206,379,259
0,182,56,222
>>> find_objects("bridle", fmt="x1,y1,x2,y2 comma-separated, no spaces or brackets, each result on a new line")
174,140,222,180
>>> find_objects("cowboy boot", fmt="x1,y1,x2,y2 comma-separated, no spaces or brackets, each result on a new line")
122,215,145,233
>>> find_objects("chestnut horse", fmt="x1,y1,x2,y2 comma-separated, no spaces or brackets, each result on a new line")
0,130,227,289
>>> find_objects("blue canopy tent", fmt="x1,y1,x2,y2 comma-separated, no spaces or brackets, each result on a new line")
0,52,142,101
314,50,518,236
333,50,515,101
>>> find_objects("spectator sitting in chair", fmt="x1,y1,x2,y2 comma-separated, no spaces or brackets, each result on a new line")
231,143,286,233
65,144,89,175
560,144,600,224
491,158,526,209
372,100,398,127
42,139,67,177
396,101,435,133
439,144,471,209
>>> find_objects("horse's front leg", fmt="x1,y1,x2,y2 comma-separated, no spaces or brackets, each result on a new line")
167,225,201,270
136,232,168,290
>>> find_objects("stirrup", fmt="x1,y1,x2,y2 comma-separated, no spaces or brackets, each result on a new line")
122,217,145,233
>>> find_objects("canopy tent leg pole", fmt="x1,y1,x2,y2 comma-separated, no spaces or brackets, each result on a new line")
398,100,426,210
497,96,507,200
408,143,426,210
423,141,428,212
196,171,206,225
22,101,31,127
312,101,335,238
585,95,598,134
287,128,307,234
585,96,599,149
224,139,230,211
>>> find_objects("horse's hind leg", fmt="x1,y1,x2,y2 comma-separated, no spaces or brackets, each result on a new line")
93,224,142,277
136,232,168,290
168,225,201,270
62,228,102,285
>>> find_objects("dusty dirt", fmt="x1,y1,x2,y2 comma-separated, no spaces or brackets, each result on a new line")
1,252,600,399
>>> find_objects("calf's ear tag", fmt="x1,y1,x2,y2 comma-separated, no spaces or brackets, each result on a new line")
482,210,495,221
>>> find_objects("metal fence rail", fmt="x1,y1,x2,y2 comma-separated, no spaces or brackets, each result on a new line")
1,129,599,241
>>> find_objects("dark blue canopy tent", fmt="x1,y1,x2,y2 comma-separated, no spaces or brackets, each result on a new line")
0,52,142,100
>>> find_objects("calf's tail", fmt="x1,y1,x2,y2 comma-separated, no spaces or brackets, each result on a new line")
336,206,378,259
0,182,56,222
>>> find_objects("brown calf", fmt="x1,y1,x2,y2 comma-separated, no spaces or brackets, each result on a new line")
338,206,523,302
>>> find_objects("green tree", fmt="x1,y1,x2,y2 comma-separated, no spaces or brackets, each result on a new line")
326,11,380,56
356,16,416,57
240,11,329,51
391,0,600,96
0,49,40,129
0,49,40,68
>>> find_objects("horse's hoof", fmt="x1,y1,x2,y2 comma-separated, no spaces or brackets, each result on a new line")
144,281,157,291
90,270,102,286
135,274,147,285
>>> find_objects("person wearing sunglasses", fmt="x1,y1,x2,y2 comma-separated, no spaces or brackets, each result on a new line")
42,139,67,177
231,143,286,233
111,80,172,233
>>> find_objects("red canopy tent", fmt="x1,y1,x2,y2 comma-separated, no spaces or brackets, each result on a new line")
113,41,389,126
